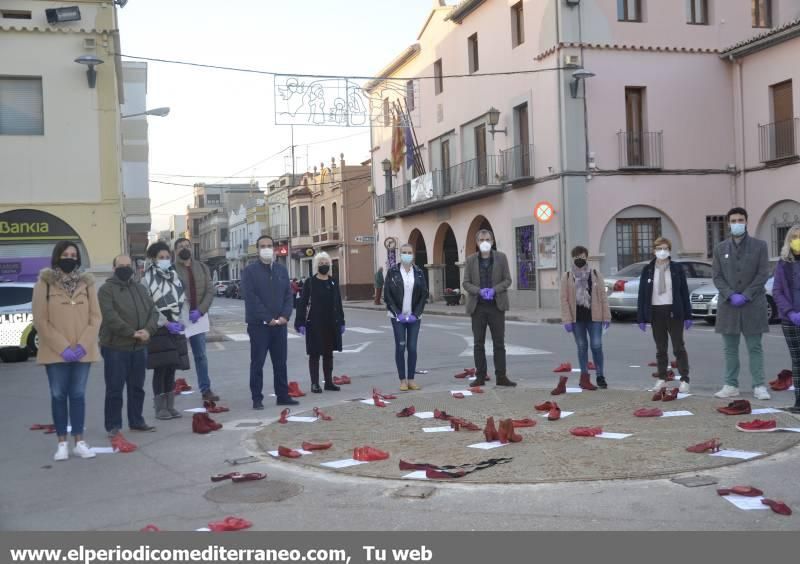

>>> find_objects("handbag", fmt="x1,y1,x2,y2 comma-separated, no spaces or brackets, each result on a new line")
147,327,185,370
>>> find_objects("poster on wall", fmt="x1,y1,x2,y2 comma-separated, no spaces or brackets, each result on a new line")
410,173,434,203
537,234,559,270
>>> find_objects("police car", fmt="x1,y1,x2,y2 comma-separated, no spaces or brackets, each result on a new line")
0,282,37,362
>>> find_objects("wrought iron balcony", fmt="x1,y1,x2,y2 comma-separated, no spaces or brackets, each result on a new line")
501,144,534,182
617,131,663,169
759,118,798,163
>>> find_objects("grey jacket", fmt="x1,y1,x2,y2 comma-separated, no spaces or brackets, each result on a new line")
98,276,159,351
174,260,214,314
712,234,770,335
463,251,512,314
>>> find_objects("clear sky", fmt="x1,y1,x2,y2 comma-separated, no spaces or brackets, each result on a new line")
118,0,437,232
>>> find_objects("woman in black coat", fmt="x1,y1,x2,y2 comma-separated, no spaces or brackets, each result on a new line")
384,243,429,391
294,252,345,393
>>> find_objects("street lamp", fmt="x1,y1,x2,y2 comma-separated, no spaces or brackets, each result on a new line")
570,69,595,98
74,55,104,89
121,107,171,119
487,107,507,139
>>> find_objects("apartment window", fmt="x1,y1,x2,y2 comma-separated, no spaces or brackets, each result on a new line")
193,243,200,258
706,215,726,258
1,10,32,19
617,0,642,22
0,77,44,135
468,34,479,74
434,59,443,95
220,228,228,242
383,98,390,127
514,103,531,177
193,219,201,235
686,0,708,24
511,2,525,47
332,202,337,228
320,206,326,230
299,206,309,236
769,80,795,159
206,194,220,205
752,0,771,28
775,224,792,256
515,225,536,290
291,208,298,237
625,86,646,167
406,80,415,111
475,124,487,186
616,218,661,268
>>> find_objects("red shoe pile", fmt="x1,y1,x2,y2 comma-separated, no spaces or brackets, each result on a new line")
396,406,416,417
735,419,777,433
312,407,332,421
686,438,721,453
203,400,229,413
454,368,476,379
278,408,290,424
353,446,390,462
569,427,603,437
174,378,192,393
287,382,306,398
717,400,751,415
192,413,222,434
769,369,793,392
110,432,138,453
634,408,663,418
553,363,572,373
208,516,253,532
301,441,332,451
482,417,523,443
332,375,351,385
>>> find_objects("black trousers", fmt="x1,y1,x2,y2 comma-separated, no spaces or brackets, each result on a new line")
152,366,176,396
309,326,335,386
471,301,506,378
651,305,689,380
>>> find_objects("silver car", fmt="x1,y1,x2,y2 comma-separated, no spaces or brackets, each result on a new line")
0,282,37,362
690,277,778,325
605,260,714,319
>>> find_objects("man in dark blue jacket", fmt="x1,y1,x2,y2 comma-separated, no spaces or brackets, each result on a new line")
242,235,296,409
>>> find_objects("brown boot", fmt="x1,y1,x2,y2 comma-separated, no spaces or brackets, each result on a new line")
472,375,487,387
551,376,568,396
483,417,499,442
495,375,517,387
579,372,597,391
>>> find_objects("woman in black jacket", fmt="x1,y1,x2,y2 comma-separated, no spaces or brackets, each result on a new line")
636,237,692,394
295,252,345,394
384,243,429,391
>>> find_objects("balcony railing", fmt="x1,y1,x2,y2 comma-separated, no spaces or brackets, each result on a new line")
617,131,663,169
501,144,534,181
312,228,341,245
759,118,798,163
270,224,289,240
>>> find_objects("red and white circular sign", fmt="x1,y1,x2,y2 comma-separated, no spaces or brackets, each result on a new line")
535,201,555,223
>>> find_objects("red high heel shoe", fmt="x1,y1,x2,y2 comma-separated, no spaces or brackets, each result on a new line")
373,388,397,400
312,407,332,421
372,393,387,407
553,363,572,373
434,409,454,421
686,438,721,453
278,408,290,424
762,499,792,515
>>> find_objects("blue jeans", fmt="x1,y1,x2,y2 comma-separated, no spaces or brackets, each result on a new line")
573,321,604,375
45,362,91,437
248,324,288,402
391,318,421,379
188,333,210,393
101,346,147,432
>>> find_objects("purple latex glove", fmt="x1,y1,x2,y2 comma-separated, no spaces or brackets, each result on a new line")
340,325,346,335
165,321,184,334
72,344,87,360
729,293,748,307
61,347,79,363
395,314,407,323
297,326,306,336
684,319,693,331
789,311,800,327
189,310,202,323
564,323,574,333
480,288,495,300
639,323,647,332
406,314,418,324
602,321,610,331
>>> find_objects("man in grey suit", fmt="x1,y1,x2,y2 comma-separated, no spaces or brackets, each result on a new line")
712,207,771,400
463,229,515,387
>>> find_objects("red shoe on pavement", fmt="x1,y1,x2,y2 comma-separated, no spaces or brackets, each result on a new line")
174,378,192,393
373,388,397,400
278,446,302,458
372,393,387,407
686,438,721,453
434,409,454,421
553,363,572,373
333,375,352,385
301,441,332,451
578,372,597,391
469,387,485,394
202,413,222,431
192,413,212,434
140,524,161,532
452,393,465,399
634,408,663,418
353,446,389,462
769,370,793,391
762,499,792,516
651,388,666,401
483,417,499,442
535,401,554,412
208,516,253,532
278,408,290,424
312,407,332,421
203,400,230,413
661,388,679,402
110,432,138,453
717,486,763,497
396,406,416,417
587,361,596,370
551,376,568,396
570,427,603,437
717,400,751,415
547,402,561,421
736,419,777,432
511,418,537,428
287,382,306,398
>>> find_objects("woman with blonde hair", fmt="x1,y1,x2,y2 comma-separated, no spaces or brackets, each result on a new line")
295,252,345,393
772,224,800,413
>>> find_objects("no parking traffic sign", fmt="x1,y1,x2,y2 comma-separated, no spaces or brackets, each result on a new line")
535,201,555,223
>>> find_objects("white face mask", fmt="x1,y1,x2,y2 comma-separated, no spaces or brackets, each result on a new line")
655,249,670,260
400,253,413,264
479,241,492,253
259,247,274,261
157,259,172,271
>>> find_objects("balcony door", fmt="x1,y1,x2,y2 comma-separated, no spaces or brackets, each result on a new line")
515,102,530,177
441,139,451,195
771,80,795,159
475,124,487,186
625,87,645,166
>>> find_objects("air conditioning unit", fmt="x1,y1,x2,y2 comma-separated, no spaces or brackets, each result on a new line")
564,55,580,67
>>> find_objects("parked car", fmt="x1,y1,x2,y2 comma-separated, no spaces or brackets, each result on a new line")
224,280,241,299
0,282,38,362
690,276,778,325
605,260,714,319
215,280,232,297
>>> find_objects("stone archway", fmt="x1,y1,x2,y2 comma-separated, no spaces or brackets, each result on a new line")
597,205,682,274
433,222,460,291
465,215,496,256
754,199,800,257
408,228,429,288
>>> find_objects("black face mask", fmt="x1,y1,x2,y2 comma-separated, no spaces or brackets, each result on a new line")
573,258,587,268
115,266,134,282
178,249,192,261
57,258,78,273
318,265,330,275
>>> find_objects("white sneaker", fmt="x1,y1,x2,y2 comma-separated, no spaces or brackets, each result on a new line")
651,379,667,392
753,386,771,400
714,385,740,398
679,381,690,394
72,441,96,459
54,442,69,461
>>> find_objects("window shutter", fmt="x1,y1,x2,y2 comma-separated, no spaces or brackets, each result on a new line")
0,78,44,135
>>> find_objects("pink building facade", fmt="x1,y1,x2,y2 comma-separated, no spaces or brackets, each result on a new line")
369,0,800,308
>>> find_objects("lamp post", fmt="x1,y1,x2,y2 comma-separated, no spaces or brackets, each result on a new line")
570,69,595,98
74,55,104,89
121,107,170,119
487,107,507,139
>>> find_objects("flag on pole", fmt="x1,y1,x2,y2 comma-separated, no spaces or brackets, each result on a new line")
391,114,403,173
404,114,415,171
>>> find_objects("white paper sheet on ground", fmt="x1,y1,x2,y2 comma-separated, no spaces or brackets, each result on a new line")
467,441,507,450
183,407,207,413
450,390,473,397
195,528,212,532
539,411,574,418
722,495,769,511
413,411,435,419
751,408,782,415
285,416,318,423
422,426,454,433
226,333,250,341
570,368,581,373
320,458,369,469
183,313,210,338
677,393,692,400
596,432,632,439
360,398,391,406
565,388,583,394
89,447,116,454
710,449,764,460
268,449,313,458
179,391,194,395
660,410,693,417
629,365,641,368
778,428,800,432
402,470,429,480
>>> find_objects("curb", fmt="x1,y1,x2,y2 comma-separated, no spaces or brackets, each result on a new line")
342,303,562,324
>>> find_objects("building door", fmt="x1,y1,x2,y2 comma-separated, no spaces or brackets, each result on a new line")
514,103,530,177
443,227,459,290
771,80,795,159
441,139,451,195
475,124,487,186
625,87,645,166
616,218,661,269
332,258,340,281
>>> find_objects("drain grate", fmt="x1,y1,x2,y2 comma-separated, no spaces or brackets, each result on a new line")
205,480,303,503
